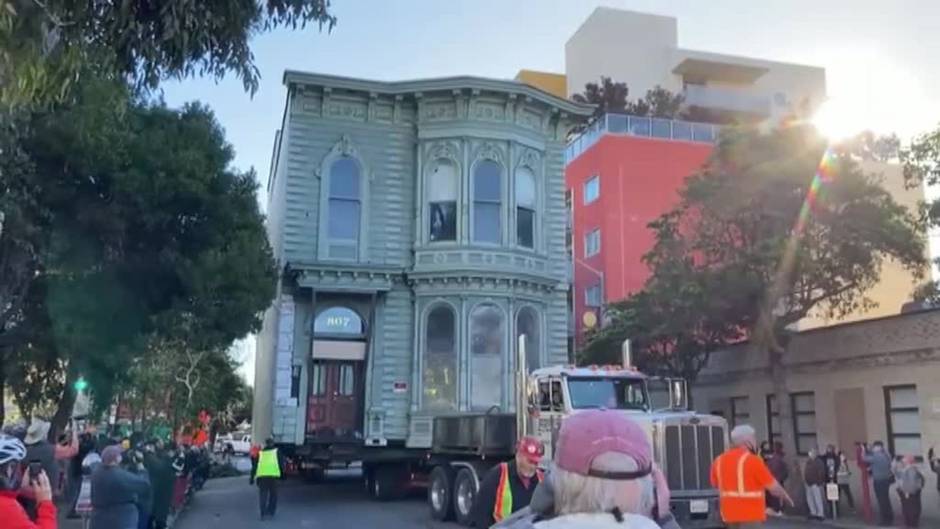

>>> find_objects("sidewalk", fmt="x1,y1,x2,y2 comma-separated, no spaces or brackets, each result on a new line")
779,512,938,529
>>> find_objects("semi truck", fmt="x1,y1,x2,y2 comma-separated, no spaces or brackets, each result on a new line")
257,336,728,528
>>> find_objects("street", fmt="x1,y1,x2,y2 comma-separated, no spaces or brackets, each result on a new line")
174,473,834,529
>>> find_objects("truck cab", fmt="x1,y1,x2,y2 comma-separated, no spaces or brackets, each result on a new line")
527,365,727,528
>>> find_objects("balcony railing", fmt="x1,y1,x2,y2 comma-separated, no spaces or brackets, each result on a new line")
682,84,770,115
565,113,721,164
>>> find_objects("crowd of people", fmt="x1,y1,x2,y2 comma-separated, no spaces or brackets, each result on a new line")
1,417,215,529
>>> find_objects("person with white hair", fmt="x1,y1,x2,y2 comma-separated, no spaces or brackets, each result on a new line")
711,425,793,528
528,408,662,529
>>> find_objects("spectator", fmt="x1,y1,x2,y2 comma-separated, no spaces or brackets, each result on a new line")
66,433,95,518
90,445,151,529
862,441,895,526
766,442,789,516
255,438,285,520
759,441,773,462
144,441,175,529
928,448,940,509
803,448,826,521
170,445,188,512
473,437,545,528
24,419,78,499
529,409,663,528
895,455,925,528
836,452,855,511
249,443,261,485
0,433,57,529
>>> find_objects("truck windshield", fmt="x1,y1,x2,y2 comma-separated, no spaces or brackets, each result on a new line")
566,377,648,411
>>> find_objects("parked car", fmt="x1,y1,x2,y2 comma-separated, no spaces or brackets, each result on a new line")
214,433,251,454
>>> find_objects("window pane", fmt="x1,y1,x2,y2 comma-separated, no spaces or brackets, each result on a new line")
474,160,502,201
893,437,923,457
796,414,817,433
429,160,458,201
792,393,815,413
470,304,504,410
797,434,818,455
890,410,921,435
585,285,601,307
474,203,500,243
424,306,457,411
328,199,360,239
515,168,536,208
314,307,363,334
517,207,534,248
584,177,599,204
585,229,600,256
430,201,457,241
311,364,326,396
888,386,919,409
330,158,360,199
339,365,355,396
517,308,540,371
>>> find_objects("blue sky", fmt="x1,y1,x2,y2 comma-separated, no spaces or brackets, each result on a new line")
164,0,940,381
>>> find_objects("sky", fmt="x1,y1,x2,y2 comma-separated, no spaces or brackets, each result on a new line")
162,0,940,382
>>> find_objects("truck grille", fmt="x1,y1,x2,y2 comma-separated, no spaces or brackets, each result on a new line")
663,424,725,491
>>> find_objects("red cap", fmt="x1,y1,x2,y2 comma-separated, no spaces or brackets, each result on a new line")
555,409,652,479
517,436,545,464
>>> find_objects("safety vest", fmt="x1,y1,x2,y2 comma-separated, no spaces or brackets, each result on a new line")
713,447,767,523
492,462,544,522
255,448,281,478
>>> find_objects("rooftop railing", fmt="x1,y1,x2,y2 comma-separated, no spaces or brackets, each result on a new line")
565,113,722,164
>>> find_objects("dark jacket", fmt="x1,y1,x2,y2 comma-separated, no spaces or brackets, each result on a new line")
804,457,827,486
25,441,58,493
821,452,840,482
474,461,541,529
144,452,176,521
930,457,940,491
90,465,151,529
768,453,789,483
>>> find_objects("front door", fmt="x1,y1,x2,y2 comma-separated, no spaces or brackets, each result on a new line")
307,360,362,440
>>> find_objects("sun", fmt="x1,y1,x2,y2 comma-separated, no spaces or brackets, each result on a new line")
811,99,869,141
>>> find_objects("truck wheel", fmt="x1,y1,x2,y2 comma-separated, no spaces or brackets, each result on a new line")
363,466,375,497
428,465,455,521
453,467,479,526
371,464,405,501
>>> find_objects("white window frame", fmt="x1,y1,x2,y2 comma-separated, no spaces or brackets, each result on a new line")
584,175,600,205
584,228,601,257
471,159,504,245
515,166,538,250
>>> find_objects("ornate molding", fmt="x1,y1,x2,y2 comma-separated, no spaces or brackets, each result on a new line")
473,141,504,164
314,135,373,181
516,147,541,171
425,140,461,170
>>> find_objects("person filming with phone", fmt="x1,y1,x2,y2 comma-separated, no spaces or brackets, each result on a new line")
0,433,58,529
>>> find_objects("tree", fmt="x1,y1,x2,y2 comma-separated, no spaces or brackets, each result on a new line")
627,86,685,119
571,77,629,124
903,123,940,302
594,124,925,460
1,78,276,431
1,0,336,107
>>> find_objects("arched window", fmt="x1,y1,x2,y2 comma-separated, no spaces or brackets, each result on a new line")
314,306,363,335
423,305,457,411
473,160,502,243
470,303,504,410
428,160,457,242
515,167,536,248
516,307,540,371
327,157,361,259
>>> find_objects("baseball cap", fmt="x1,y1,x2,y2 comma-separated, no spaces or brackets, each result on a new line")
555,409,652,480
517,436,545,464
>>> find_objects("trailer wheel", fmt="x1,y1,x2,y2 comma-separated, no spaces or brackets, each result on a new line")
371,464,405,501
453,467,479,526
362,466,375,496
428,465,456,521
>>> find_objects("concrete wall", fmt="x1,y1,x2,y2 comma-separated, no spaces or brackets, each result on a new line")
693,310,940,520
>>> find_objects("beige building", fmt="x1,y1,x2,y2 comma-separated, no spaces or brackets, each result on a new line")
564,8,826,122
694,309,940,520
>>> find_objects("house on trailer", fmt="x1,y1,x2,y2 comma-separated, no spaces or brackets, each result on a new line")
253,72,591,451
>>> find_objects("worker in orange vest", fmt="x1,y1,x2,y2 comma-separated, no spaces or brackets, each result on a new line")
711,425,794,528
473,436,545,528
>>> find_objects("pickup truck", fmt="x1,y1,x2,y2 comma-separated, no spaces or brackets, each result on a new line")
214,433,252,455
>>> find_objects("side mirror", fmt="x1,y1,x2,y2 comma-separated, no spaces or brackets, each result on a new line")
670,379,689,411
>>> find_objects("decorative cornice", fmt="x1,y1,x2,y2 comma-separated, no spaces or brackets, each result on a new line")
516,147,541,170
473,141,504,164
314,135,373,181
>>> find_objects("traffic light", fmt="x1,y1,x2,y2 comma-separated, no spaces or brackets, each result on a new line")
74,377,88,392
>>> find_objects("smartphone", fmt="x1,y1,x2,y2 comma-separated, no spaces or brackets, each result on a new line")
28,461,42,484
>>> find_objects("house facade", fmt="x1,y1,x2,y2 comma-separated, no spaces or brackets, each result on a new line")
253,72,591,448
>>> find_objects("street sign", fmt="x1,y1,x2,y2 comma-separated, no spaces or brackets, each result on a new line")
826,483,840,501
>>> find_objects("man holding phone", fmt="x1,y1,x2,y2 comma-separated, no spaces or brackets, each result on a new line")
0,433,58,529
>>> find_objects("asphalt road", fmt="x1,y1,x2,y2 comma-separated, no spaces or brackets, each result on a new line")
173,472,845,529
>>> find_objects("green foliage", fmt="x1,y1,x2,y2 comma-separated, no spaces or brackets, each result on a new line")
903,123,940,303
628,86,686,119
0,0,336,108
586,124,927,378
571,77,629,124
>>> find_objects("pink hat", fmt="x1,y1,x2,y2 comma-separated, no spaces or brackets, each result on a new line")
555,409,652,480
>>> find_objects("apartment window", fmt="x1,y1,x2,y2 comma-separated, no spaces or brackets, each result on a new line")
584,176,600,204
791,392,817,456
428,160,458,242
515,167,536,249
327,157,361,258
585,284,602,308
766,394,781,446
565,190,573,255
730,396,750,428
584,228,600,257
469,303,505,410
473,160,502,243
885,385,922,457
516,307,541,371
423,304,457,412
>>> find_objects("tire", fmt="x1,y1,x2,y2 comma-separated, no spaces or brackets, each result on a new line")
371,464,405,501
363,466,375,497
428,465,456,521
453,466,479,527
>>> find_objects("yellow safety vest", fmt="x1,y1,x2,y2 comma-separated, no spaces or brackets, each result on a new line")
255,448,281,478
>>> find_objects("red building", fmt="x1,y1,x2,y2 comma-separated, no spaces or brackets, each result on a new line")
566,114,717,343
